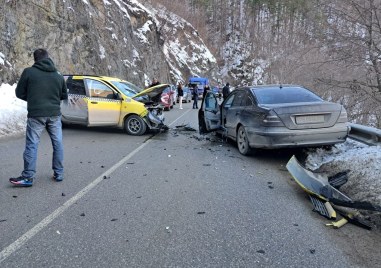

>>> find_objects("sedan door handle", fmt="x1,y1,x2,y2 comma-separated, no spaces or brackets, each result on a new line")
91,101,98,104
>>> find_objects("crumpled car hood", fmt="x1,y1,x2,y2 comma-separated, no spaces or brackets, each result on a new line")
133,84,170,103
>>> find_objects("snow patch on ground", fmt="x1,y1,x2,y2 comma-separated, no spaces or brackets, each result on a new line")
0,84,27,137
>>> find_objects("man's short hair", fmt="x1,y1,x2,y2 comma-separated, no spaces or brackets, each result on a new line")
33,49,49,62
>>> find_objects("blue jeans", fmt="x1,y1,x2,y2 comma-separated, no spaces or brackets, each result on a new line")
22,116,64,179
193,95,199,108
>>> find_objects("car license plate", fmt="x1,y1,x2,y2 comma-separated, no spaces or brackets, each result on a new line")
296,115,325,124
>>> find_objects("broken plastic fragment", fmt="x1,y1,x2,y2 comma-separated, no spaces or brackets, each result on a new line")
286,155,381,212
175,124,197,131
326,218,348,229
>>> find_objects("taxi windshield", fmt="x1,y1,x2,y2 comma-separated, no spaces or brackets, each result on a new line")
111,81,142,97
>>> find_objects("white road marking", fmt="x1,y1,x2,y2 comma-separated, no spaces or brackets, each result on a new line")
0,110,193,263
168,108,192,127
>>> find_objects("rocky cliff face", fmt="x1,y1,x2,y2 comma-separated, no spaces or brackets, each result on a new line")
0,0,218,87
150,4,218,83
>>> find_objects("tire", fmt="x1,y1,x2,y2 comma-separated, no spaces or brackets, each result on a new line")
237,125,251,155
124,115,147,136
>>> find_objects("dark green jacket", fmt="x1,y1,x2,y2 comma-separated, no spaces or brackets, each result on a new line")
15,58,68,117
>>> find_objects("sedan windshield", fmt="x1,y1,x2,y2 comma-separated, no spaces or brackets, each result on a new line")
252,87,323,104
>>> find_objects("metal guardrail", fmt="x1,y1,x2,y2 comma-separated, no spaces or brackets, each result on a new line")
348,123,381,146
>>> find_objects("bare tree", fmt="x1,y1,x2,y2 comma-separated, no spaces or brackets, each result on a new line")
314,0,381,126
149,0,381,126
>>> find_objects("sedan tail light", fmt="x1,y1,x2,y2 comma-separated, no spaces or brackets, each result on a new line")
337,107,348,123
262,112,284,127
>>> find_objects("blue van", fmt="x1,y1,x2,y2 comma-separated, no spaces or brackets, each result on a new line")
188,77,209,98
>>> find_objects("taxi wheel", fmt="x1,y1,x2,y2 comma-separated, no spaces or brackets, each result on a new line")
125,115,147,136
237,125,252,155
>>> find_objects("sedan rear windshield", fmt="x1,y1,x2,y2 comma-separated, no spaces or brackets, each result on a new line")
252,87,323,104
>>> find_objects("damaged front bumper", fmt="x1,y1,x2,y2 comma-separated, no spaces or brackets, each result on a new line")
144,106,168,131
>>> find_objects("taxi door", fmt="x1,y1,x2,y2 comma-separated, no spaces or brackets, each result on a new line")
84,78,121,126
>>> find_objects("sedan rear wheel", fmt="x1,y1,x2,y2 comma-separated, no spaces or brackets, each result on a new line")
125,115,147,136
237,125,251,155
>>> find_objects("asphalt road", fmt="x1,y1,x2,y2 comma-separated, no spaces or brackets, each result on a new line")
0,101,380,268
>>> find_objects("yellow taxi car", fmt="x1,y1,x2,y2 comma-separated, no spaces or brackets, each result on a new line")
61,75,169,135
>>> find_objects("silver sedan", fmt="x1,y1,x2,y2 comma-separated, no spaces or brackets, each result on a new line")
198,85,350,155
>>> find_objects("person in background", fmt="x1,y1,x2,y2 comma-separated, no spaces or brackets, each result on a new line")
203,85,211,107
149,78,160,88
203,84,211,99
192,84,199,109
222,82,230,100
10,48,68,186
177,82,184,109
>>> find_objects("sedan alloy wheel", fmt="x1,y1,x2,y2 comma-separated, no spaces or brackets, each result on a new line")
237,125,251,155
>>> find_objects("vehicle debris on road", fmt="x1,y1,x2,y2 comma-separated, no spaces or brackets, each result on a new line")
174,124,197,132
286,155,378,230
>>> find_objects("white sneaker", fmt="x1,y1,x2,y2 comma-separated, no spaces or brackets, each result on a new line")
180,107,183,109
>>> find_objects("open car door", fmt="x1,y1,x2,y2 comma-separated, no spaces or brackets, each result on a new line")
198,91,221,134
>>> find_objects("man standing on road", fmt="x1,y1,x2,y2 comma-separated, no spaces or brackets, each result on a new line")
148,78,160,88
222,82,230,100
177,82,184,109
192,84,199,109
10,49,68,186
